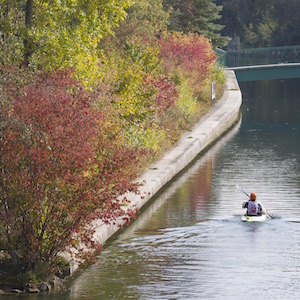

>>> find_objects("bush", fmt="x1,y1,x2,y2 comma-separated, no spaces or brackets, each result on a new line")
159,32,217,95
0,68,146,271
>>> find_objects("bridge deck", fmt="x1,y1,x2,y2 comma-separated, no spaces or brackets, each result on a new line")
227,63,300,82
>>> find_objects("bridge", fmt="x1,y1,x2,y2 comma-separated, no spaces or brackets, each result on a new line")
217,45,300,82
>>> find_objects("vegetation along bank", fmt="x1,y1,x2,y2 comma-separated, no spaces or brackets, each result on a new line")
0,0,235,293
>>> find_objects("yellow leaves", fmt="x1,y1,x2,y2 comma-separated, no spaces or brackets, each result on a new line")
1,0,135,72
143,126,165,152
126,124,166,152
82,171,89,178
177,79,199,116
72,52,102,89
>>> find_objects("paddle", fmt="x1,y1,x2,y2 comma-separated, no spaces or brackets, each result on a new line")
236,184,272,218
236,184,250,199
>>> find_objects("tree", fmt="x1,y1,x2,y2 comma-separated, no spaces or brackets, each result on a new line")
270,0,300,46
216,0,275,48
163,0,229,47
216,0,300,48
0,0,133,84
126,0,170,34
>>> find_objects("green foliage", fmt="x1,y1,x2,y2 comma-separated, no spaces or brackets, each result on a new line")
0,0,133,86
125,124,166,153
109,52,152,121
126,0,171,34
217,0,300,48
163,0,230,47
0,1,25,65
171,78,212,132
211,63,226,84
176,79,200,117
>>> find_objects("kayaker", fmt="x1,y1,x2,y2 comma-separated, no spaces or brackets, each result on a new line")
242,192,264,216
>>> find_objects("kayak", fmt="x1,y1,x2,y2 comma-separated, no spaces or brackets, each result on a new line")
241,214,267,222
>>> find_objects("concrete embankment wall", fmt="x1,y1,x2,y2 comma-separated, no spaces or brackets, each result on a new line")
69,70,242,274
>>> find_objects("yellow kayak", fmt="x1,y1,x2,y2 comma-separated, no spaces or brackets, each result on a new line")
241,214,267,222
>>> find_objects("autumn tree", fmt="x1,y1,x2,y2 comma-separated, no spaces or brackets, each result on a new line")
0,0,133,85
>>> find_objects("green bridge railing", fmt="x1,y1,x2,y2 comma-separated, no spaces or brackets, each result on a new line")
217,45,300,68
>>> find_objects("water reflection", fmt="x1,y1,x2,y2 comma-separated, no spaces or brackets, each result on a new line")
241,79,300,123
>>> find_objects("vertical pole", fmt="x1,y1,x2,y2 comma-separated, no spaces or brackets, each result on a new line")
211,81,216,105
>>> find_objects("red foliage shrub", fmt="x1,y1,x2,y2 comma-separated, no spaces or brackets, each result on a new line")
143,74,179,114
0,67,145,270
159,32,216,92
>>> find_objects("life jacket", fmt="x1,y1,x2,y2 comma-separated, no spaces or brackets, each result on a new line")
247,200,259,215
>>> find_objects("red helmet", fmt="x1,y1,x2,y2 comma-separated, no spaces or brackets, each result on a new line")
250,192,257,200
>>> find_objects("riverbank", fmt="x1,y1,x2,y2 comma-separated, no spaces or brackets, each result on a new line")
68,69,242,274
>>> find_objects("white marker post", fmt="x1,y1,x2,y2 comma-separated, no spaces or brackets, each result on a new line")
211,81,216,105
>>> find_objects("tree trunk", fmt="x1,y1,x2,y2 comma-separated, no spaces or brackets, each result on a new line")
2,199,20,267
23,0,33,66
6,228,20,267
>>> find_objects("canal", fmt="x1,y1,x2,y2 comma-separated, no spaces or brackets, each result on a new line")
10,78,300,299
